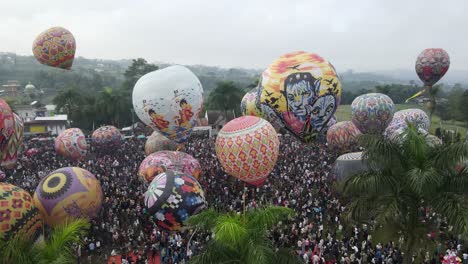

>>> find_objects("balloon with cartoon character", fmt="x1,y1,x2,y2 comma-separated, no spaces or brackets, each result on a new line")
1,113,24,169
351,93,395,135
32,27,76,70
259,51,341,143
132,65,204,144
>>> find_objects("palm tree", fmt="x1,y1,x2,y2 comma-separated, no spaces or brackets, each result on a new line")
342,124,468,263
0,219,90,264
427,85,440,124
52,87,83,118
206,81,245,118
186,206,301,264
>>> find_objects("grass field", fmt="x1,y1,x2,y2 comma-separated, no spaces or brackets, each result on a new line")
335,104,468,138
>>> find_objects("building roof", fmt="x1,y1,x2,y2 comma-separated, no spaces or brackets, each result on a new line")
45,105,56,111
35,114,68,121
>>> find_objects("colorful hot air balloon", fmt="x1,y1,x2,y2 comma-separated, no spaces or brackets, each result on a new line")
326,121,362,154
139,151,201,182
144,170,206,231
55,128,88,160
0,99,15,157
241,88,263,118
145,131,180,156
0,183,43,241
393,109,430,132
33,167,103,226
215,116,279,186
32,27,76,70
132,65,204,144
259,51,342,143
1,113,24,169
92,126,122,151
331,152,368,181
416,49,450,87
351,93,395,135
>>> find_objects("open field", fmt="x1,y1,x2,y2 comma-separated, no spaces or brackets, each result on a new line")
335,104,468,138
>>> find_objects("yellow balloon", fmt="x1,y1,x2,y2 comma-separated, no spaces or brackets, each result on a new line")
259,51,342,143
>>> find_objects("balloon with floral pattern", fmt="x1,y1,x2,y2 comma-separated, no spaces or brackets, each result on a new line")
351,93,395,135
55,128,88,160
32,27,76,70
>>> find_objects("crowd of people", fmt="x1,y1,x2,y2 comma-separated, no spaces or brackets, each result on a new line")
3,133,468,264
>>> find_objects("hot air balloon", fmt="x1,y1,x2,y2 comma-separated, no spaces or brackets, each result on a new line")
392,109,430,132
331,152,368,181
0,99,15,157
139,151,201,182
326,121,362,154
145,131,180,156
33,167,103,226
32,27,76,70
351,93,395,135
416,49,450,87
258,51,341,143
1,113,24,169
0,183,43,241
55,128,88,160
144,170,206,231
241,88,263,117
215,116,279,186
132,65,204,144
92,126,122,151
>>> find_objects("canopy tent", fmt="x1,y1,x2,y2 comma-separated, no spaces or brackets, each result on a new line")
331,152,368,181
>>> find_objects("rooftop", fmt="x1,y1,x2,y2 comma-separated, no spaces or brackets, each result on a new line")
35,114,68,121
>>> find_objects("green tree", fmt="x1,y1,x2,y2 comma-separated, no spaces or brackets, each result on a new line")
0,219,90,264
52,87,83,120
206,81,245,117
343,125,468,263
187,206,300,264
123,58,158,90
95,87,130,128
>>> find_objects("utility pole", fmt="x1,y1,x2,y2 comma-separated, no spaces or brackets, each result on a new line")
130,109,135,136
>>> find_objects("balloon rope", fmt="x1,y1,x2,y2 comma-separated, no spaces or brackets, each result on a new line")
405,85,429,103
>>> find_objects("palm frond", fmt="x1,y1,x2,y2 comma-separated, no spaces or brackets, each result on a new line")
242,238,275,264
0,233,35,264
274,248,302,264
343,170,398,197
189,241,239,264
407,167,440,195
430,192,468,234
246,206,295,231
359,134,402,170
213,215,248,248
400,124,429,168
433,141,468,170
186,208,222,231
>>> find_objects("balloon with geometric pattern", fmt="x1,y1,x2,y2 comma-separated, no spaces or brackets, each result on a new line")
145,131,179,156
139,151,201,182
144,170,206,231
393,109,430,132
415,48,450,87
0,99,15,159
351,93,395,135
215,116,279,186
259,51,342,143
92,126,122,151
1,113,24,169
33,167,103,226
326,121,362,154
55,128,88,160
0,183,43,241
32,27,76,70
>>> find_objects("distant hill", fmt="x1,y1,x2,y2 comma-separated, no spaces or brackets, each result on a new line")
0,53,466,103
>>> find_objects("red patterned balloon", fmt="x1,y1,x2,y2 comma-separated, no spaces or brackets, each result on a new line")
415,48,450,87
215,116,279,186
139,151,201,182
92,126,122,150
1,114,24,169
0,99,15,157
55,128,88,160
326,121,361,153
32,27,76,70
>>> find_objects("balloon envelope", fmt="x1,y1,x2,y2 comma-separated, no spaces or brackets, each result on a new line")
393,109,430,131
144,170,206,231
32,27,76,70
215,116,279,186
33,167,103,226
0,99,15,156
241,88,263,118
145,131,179,156
92,126,122,150
132,65,204,144
415,48,450,87
1,113,24,169
326,121,361,154
331,152,368,181
0,183,43,241
259,51,342,143
55,128,88,160
351,93,395,135
139,151,201,182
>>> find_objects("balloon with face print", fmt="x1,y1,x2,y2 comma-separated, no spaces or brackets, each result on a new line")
132,65,204,144
259,51,341,143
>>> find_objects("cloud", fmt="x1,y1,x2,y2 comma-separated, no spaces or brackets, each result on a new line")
1,0,467,71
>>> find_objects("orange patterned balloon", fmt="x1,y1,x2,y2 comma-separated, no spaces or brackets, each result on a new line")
55,128,88,160
32,27,76,70
326,121,361,154
1,113,24,169
215,116,279,186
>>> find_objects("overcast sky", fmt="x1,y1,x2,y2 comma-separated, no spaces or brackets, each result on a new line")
1,0,468,71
